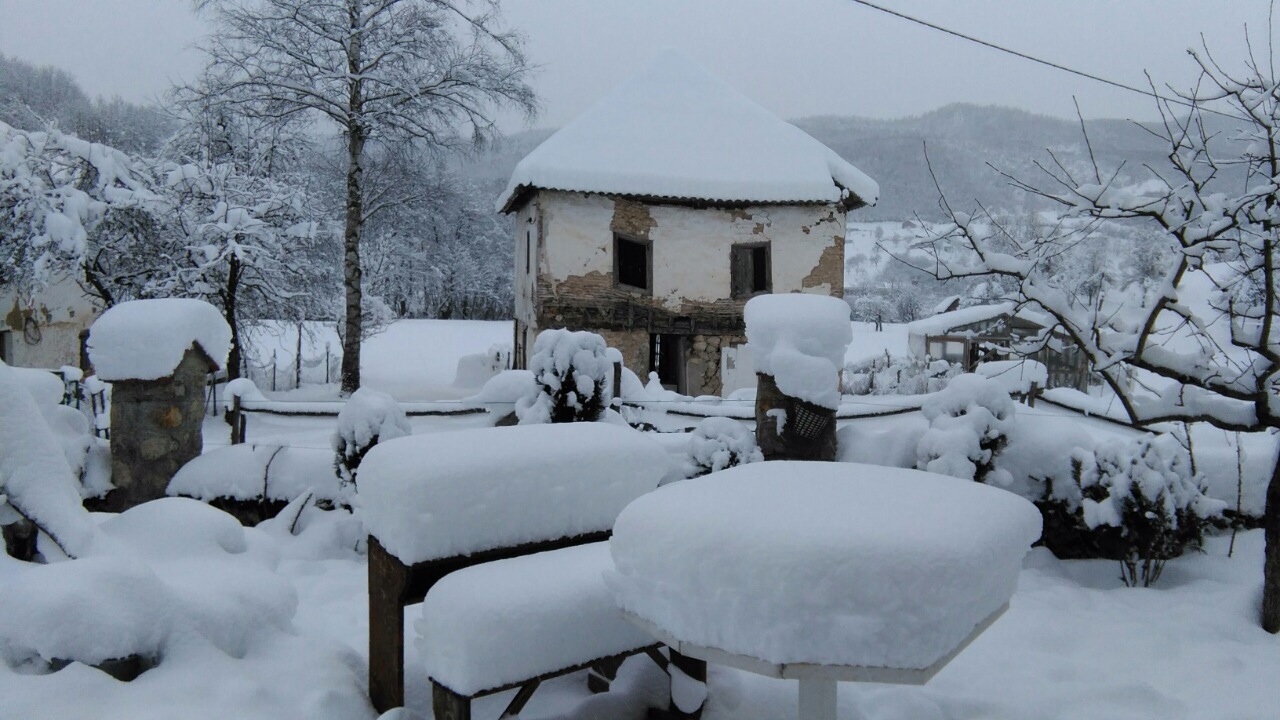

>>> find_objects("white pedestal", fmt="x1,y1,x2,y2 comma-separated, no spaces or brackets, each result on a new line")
798,677,838,720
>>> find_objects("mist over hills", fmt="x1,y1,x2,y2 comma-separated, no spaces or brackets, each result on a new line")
465,103,1195,220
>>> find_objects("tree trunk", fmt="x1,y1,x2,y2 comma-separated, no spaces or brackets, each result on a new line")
339,0,365,396
224,253,242,381
1262,448,1280,632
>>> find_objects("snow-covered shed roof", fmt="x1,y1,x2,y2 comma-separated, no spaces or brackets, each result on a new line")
88,299,231,382
498,52,879,213
905,302,1056,338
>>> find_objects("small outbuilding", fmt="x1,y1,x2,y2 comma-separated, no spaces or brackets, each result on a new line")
906,303,1090,391
87,299,231,511
498,52,877,396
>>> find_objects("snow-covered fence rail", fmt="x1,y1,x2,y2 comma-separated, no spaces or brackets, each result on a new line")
359,423,671,713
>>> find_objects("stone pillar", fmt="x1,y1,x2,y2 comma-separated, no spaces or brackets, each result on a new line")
104,347,211,511
755,372,837,461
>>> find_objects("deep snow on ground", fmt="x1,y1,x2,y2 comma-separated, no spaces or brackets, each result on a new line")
6,319,1280,719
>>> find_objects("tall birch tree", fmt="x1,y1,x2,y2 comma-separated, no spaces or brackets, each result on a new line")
190,0,536,393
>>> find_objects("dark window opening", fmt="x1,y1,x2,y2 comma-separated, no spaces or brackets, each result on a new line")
615,235,651,291
649,333,686,394
731,243,771,298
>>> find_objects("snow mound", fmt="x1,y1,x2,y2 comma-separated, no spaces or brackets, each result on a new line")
469,369,537,407
498,51,877,212
98,498,247,561
168,444,342,503
0,556,174,666
687,417,763,476
88,299,231,381
974,360,1048,395
608,461,1041,670
745,294,852,409
359,423,669,564
416,542,654,695
0,363,99,558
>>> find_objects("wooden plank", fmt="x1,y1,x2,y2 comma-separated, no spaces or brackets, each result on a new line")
368,537,411,713
432,682,472,720
499,680,540,719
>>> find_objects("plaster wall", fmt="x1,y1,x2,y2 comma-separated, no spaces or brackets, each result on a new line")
535,191,844,308
1,276,100,369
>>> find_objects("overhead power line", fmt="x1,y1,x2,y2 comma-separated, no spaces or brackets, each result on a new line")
845,0,1236,119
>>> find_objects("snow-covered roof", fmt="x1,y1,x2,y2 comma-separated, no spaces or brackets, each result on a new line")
88,299,231,381
498,52,879,213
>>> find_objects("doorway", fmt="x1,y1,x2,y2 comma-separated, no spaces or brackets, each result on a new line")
649,333,687,394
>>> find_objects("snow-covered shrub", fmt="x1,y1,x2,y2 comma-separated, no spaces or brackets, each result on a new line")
515,329,611,424
332,388,411,494
842,353,959,396
916,373,1016,485
685,417,763,477
1036,434,1227,586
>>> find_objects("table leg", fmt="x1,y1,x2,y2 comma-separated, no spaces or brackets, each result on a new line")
797,678,837,720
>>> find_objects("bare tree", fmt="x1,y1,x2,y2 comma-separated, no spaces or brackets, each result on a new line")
191,0,536,393
902,40,1280,631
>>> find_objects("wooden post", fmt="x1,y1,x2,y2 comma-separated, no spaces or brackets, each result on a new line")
369,536,411,713
666,650,706,719
431,683,472,720
1028,382,1039,408
612,360,623,405
230,395,243,445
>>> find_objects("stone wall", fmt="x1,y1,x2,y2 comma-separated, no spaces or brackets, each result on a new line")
103,347,210,511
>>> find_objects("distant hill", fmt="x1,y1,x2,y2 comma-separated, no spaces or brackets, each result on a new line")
467,103,1235,221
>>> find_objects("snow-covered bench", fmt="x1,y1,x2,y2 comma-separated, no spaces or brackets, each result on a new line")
417,542,663,719
359,423,673,714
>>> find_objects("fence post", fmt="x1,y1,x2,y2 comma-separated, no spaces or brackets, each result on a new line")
271,349,277,392
295,320,303,390
325,343,331,385
1028,382,1039,407
230,395,243,445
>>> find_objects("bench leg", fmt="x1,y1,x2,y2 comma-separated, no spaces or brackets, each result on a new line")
432,682,472,720
648,650,706,720
369,537,410,713
587,656,626,694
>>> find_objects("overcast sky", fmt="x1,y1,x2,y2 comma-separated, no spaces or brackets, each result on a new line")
0,0,1268,130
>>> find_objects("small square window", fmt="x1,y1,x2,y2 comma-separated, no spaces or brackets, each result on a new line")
731,243,771,298
615,234,651,291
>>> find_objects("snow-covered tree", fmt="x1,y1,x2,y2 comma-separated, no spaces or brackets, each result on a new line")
917,373,1016,485
686,417,763,477
905,40,1280,631
516,330,611,424
0,120,165,303
191,0,536,394
333,387,411,495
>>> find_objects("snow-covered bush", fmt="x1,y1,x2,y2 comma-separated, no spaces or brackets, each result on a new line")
685,417,763,477
916,373,1016,485
843,353,959,396
515,329,611,424
332,388,410,494
1036,434,1226,586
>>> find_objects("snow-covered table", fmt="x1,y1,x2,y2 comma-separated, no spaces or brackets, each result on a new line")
608,461,1042,720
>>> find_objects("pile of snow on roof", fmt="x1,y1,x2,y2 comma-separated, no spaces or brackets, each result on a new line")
498,52,878,212
88,299,231,381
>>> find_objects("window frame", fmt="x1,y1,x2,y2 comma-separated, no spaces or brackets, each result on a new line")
731,241,772,299
613,233,653,293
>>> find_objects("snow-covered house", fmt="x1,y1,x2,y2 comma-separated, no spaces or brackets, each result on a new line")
906,303,1090,390
497,53,877,396
0,277,100,370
